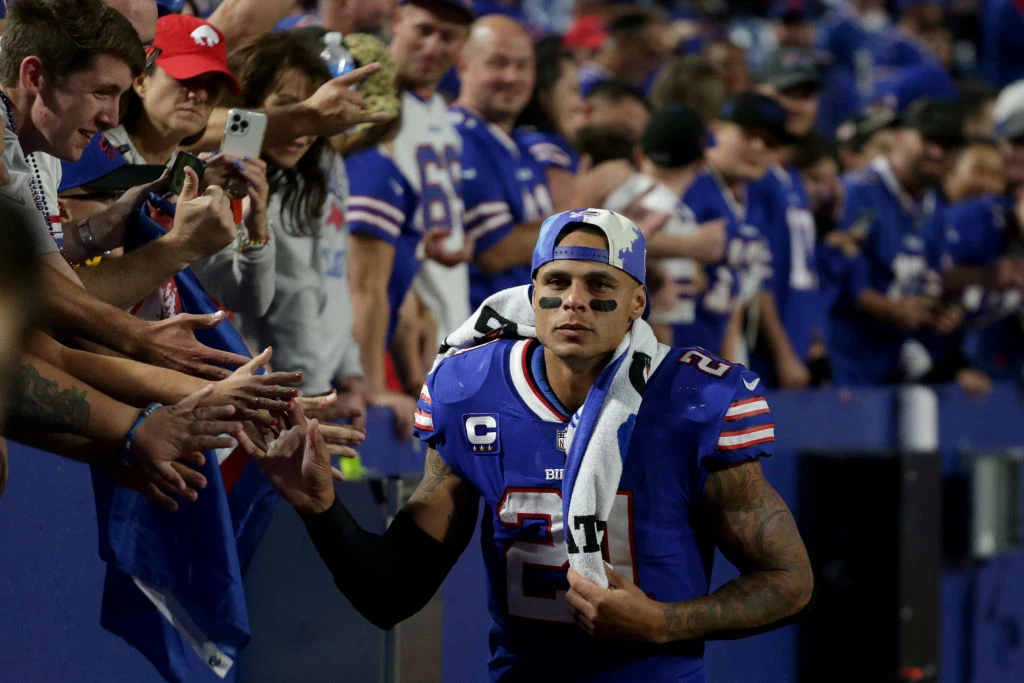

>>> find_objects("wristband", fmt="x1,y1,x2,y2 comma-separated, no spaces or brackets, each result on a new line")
77,218,105,258
122,402,163,466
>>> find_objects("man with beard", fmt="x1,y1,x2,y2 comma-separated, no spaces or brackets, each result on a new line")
825,98,964,386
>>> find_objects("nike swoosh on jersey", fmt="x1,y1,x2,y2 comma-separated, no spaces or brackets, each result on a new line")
743,377,760,391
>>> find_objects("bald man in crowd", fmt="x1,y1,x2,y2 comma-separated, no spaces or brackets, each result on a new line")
453,15,631,307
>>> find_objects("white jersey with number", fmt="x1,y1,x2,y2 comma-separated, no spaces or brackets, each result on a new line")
393,91,469,343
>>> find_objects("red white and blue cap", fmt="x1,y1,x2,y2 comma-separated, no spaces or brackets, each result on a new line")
531,208,647,286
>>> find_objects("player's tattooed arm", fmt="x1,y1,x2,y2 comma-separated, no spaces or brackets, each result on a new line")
658,460,813,642
405,448,480,551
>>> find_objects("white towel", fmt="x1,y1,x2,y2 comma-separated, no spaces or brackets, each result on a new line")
433,285,668,587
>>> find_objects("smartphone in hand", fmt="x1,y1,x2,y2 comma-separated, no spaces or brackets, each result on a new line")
169,151,208,195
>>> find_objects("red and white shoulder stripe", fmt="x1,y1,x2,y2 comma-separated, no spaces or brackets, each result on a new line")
724,397,770,421
414,384,434,432
716,423,775,451
716,396,774,451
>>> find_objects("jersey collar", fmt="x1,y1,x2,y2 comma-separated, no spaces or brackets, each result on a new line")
872,156,937,228
508,339,569,423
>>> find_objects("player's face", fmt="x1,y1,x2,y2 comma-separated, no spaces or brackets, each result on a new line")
461,27,534,122
946,144,1006,202
260,69,319,170
391,4,468,90
29,55,132,161
711,121,776,182
533,231,646,366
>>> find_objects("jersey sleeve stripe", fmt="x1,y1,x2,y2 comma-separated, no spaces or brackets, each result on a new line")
717,425,775,449
530,144,572,168
348,195,405,223
725,398,770,420
464,201,512,224
469,212,513,238
419,386,432,404
414,410,434,431
347,210,401,237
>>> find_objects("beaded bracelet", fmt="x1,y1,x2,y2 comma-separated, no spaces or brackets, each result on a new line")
122,402,163,466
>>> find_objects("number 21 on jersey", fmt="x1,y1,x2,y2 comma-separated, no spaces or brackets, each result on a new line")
497,488,637,622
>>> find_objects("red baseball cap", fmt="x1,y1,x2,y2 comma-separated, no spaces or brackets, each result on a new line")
152,14,240,95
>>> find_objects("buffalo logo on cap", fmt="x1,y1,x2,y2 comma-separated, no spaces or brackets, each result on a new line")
190,25,220,47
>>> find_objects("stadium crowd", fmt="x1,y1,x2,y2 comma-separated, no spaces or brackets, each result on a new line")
1,0,1023,679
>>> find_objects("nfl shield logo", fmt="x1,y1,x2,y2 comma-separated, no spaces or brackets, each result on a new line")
556,428,567,454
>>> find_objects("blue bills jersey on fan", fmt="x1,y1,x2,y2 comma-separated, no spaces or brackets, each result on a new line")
825,158,947,385
413,338,775,682
675,169,774,354
345,147,422,345
450,106,554,310
514,126,581,174
750,164,822,380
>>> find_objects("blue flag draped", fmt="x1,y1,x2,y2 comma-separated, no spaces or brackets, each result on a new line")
91,194,278,681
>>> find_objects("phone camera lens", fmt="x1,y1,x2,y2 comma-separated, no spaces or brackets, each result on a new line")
230,124,239,132
241,121,249,129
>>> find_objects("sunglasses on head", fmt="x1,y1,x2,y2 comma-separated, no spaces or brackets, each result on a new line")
143,43,162,70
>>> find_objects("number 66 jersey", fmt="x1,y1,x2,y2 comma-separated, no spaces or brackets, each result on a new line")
413,337,775,682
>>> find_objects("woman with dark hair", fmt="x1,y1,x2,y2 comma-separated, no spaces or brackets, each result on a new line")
514,37,584,209
233,30,368,416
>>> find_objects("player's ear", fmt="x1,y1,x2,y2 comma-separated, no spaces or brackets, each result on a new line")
630,285,646,322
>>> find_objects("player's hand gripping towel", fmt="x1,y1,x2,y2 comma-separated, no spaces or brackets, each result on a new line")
433,285,669,587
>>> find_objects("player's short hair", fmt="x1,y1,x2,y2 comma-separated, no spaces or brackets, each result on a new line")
0,0,145,88
586,80,652,112
554,222,610,250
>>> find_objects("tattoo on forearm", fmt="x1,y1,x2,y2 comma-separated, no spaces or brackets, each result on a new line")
662,462,812,641
10,361,91,434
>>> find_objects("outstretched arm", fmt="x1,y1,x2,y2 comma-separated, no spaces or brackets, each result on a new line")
257,413,479,629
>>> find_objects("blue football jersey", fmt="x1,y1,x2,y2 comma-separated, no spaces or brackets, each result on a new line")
826,159,947,385
675,169,773,354
345,147,422,345
413,338,774,682
750,164,822,379
945,195,1024,378
513,126,580,175
452,106,554,309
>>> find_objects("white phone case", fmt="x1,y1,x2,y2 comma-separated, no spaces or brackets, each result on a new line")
221,109,268,158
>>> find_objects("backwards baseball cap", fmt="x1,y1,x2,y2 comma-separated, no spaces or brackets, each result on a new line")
58,133,164,193
151,14,240,95
531,209,647,286
643,105,706,169
758,48,822,92
901,98,965,147
719,92,795,145
401,0,475,22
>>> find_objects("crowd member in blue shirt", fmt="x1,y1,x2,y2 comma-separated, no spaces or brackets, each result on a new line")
943,117,1024,381
514,37,583,210
980,0,1024,87
751,48,826,389
825,99,964,386
677,93,791,359
452,16,555,309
